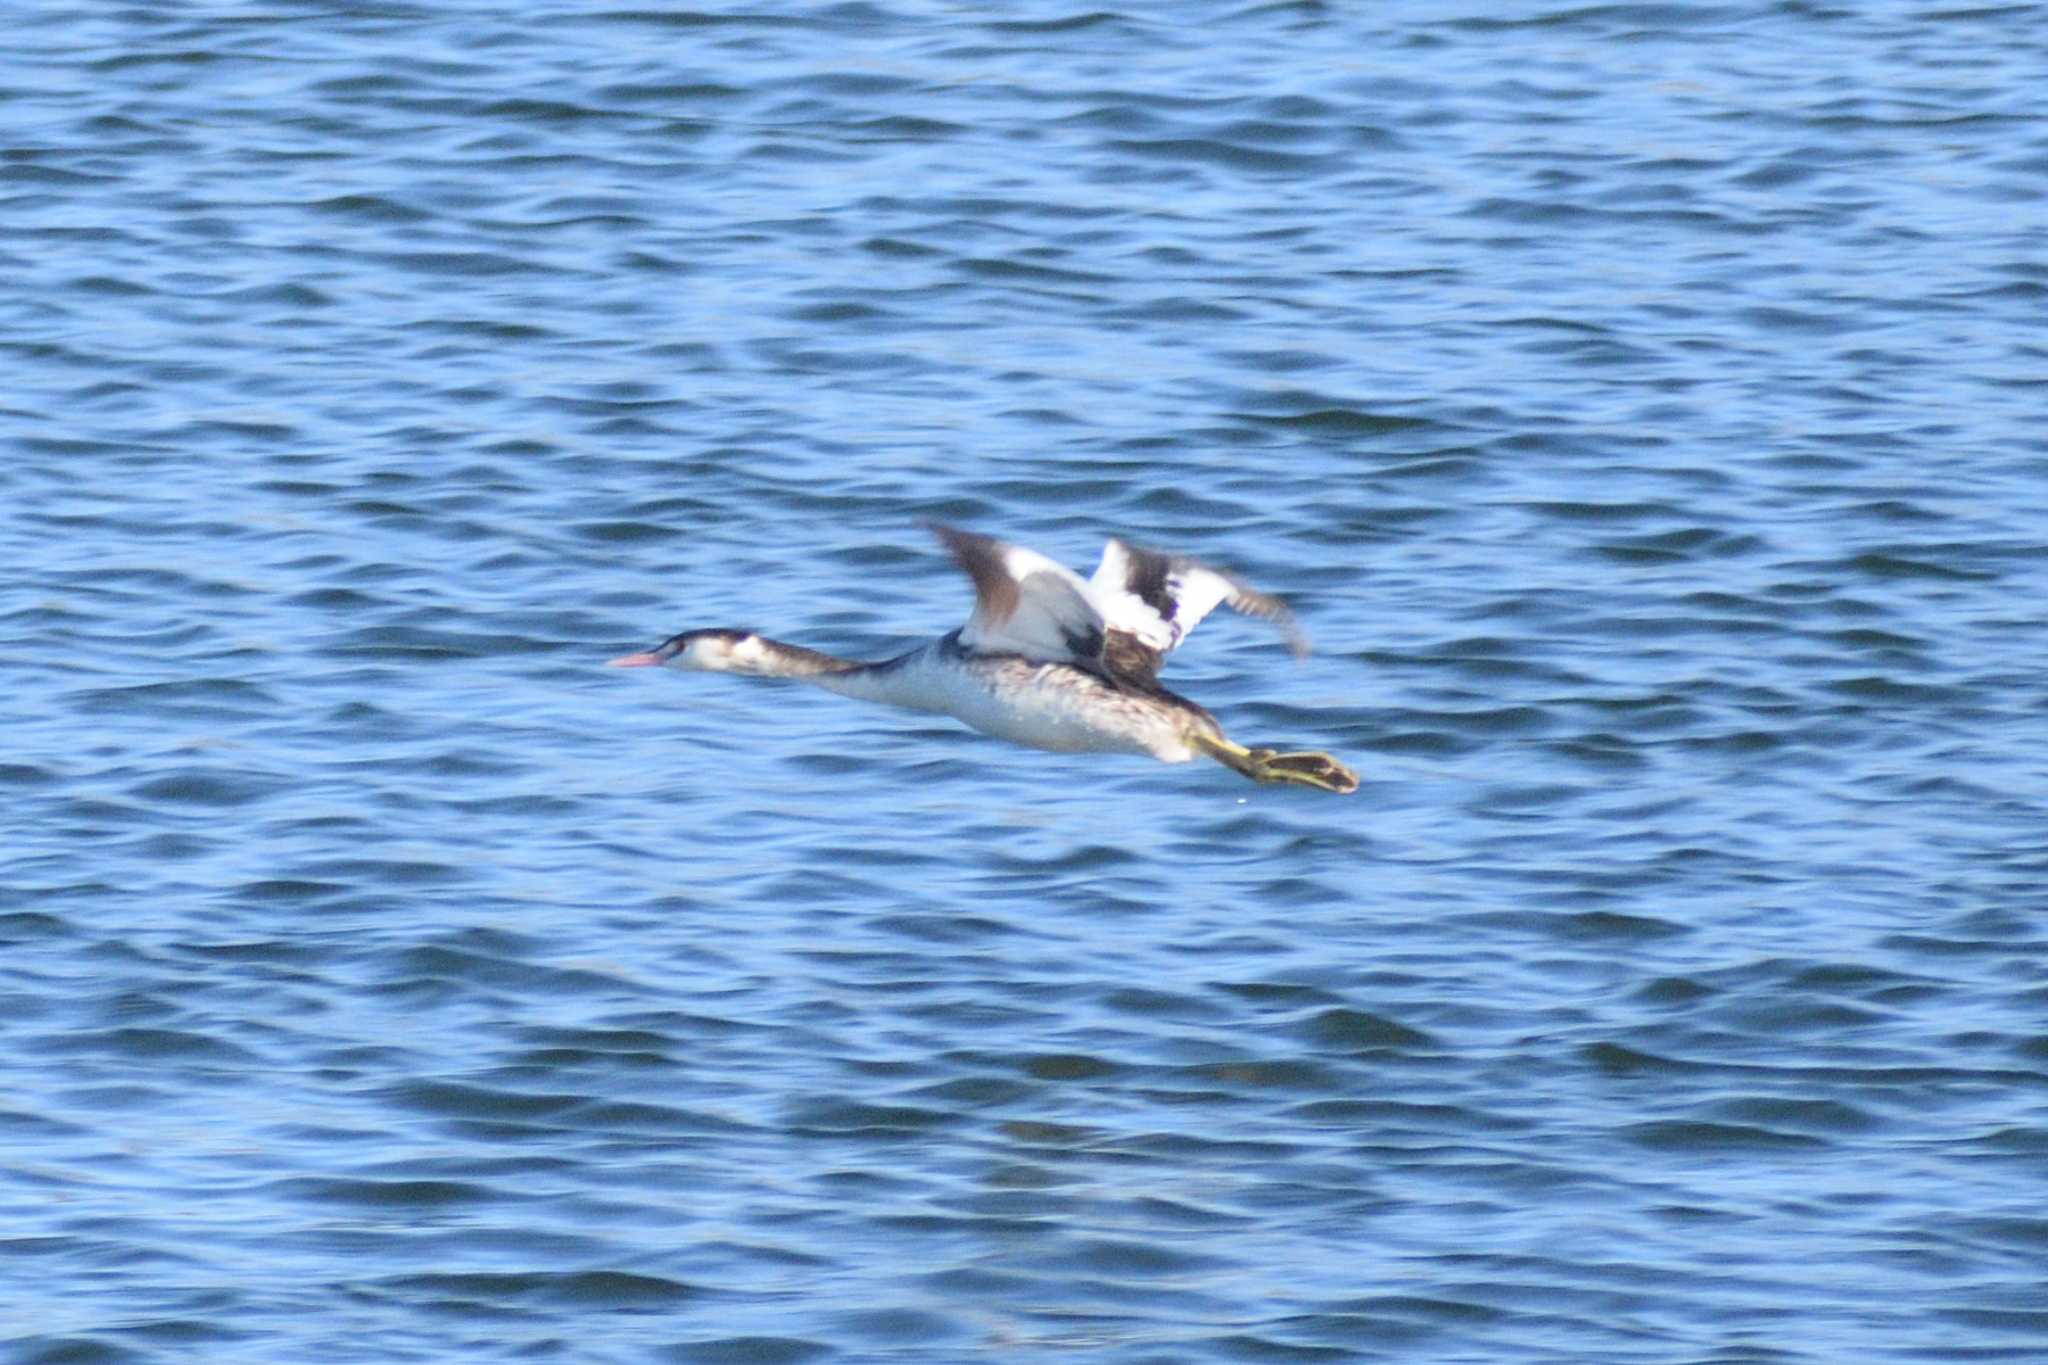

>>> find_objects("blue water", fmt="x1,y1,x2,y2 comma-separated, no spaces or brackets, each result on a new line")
6,3,2048,1361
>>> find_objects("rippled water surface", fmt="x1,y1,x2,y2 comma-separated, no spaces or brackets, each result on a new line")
7,3,2048,1361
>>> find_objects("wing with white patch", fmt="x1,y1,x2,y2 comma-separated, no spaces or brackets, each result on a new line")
1089,537,1307,678
933,525,1107,664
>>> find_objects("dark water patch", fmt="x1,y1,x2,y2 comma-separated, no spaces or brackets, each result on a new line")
954,254,1112,289
291,857,470,887
592,79,748,104
1542,734,1651,770
1740,305,1857,336
0,912,72,945
1582,1043,1704,1077
1877,932,2042,966
993,1120,1102,1152
387,945,630,998
1363,728,1473,758
278,1177,505,1209
1830,551,2001,583
3,1337,151,1365
1108,296,1252,323
46,1027,259,1065
1518,499,1684,525
0,763,60,788
382,1269,701,1309
1951,1217,2048,1254
984,843,1146,876
658,1338,830,1365
372,250,555,279
1235,405,1438,438
831,1306,967,1345
1815,625,1925,653
1125,482,1264,522
1107,137,1340,175
908,1075,1036,1107
585,517,696,544
1623,1120,1830,1153
320,623,507,659
1211,980,1342,1008
869,911,1019,945
982,11,1125,34
1707,1096,1878,1135
845,115,966,141
307,192,434,223
128,768,286,809
1538,910,1689,942
1591,527,1766,563
1932,1308,2048,1344
1199,1331,1360,1360
785,1097,962,1136
1039,1235,1228,1278
513,1025,680,1057
180,935,332,966
106,1317,248,1352
70,679,280,723
64,274,156,299
1783,962,1932,997
1021,1052,1120,1082
418,748,528,780
1632,976,1715,1006
1095,986,1233,1023
787,300,904,325
917,1265,1045,1304
383,1079,582,1124
876,1209,1050,1242
1444,704,1555,737
1298,1008,1436,1051
474,98,635,126
0,1108,91,1138
217,281,333,310
1186,1057,1345,1093
1822,674,1967,706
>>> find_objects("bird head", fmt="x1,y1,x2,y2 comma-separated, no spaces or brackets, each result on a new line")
608,628,760,672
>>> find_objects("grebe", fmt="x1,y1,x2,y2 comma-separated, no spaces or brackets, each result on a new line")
609,525,1359,794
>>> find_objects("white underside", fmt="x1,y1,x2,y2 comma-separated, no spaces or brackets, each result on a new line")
814,643,1199,761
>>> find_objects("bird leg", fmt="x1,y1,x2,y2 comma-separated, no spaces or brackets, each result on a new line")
1189,731,1359,795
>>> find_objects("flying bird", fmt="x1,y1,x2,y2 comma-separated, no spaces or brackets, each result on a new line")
610,526,1357,793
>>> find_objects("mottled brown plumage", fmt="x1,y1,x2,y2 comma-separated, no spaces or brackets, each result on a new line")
610,526,1356,793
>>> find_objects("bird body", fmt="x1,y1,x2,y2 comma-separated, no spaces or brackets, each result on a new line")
610,526,1358,793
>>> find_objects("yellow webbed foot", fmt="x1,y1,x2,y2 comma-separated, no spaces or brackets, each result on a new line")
1189,732,1359,795
1244,747,1360,794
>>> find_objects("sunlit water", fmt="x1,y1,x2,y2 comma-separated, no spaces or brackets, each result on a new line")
6,3,2047,1362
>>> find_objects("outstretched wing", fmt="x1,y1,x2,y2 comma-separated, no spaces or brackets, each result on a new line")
1088,537,1307,682
932,524,1106,664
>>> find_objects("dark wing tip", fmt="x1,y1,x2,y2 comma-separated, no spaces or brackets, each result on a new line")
1213,577,1308,660
928,522,988,573
927,523,1019,625
927,522,1000,566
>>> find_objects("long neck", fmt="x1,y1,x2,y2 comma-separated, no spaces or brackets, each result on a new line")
732,635,930,709
734,637,864,678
